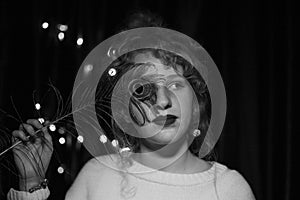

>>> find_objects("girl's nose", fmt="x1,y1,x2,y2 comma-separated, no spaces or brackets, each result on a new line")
155,86,172,110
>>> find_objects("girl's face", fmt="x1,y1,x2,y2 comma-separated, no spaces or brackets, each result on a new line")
130,52,197,147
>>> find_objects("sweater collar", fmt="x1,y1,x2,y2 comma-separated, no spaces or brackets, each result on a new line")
126,158,228,186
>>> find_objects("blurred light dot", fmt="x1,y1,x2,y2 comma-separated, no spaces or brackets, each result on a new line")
77,37,83,46
84,64,93,74
58,24,68,32
38,118,45,124
99,135,107,143
59,137,65,144
57,166,64,174
49,124,56,132
77,135,84,143
108,68,116,76
120,147,131,153
111,139,119,147
42,22,49,29
58,32,64,41
107,47,116,58
58,127,65,134
35,103,41,110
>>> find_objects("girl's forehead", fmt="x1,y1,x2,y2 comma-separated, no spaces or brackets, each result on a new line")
133,52,183,79
143,64,177,78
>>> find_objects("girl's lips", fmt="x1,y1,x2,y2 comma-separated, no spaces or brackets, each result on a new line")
152,115,178,126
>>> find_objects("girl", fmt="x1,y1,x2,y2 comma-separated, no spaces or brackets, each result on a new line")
7,20,255,200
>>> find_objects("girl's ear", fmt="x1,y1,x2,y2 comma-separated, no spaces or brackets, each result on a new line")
192,96,200,117
193,107,199,118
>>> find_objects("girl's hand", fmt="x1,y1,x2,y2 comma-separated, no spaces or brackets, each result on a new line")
12,119,53,191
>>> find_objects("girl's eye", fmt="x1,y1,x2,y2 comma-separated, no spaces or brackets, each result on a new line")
169,82,183,90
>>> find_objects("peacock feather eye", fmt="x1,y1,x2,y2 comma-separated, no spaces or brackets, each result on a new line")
129,80,156,101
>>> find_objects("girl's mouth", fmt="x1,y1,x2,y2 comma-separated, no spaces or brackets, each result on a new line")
152,115,178,127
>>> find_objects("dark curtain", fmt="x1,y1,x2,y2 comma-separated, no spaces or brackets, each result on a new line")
0,0,296,199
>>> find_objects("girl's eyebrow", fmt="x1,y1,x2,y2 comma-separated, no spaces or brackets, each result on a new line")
167,74,185,81
142,74,184,82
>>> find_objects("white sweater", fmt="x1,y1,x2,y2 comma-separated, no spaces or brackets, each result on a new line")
65,154,256,200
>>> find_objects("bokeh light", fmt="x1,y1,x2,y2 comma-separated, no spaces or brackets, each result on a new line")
59,137,65,144
42,22,49,29
49,124,56,132
57,166,64,174
99,134,107,143
112,139,119,147
77,37,83,46
57,24,68,32
58,32,64,41
58,127,65,134
35,103,41,110
77,135,84,143
38,118,45,124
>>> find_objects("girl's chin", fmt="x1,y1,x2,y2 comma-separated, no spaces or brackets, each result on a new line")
143,126,179,137
147,129,182,144
142,138,173,147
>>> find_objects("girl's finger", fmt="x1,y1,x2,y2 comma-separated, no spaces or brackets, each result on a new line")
19,123,36,137
40,121,52,144
26,119,48,139
42,121,50,133
12,130,29,142
26,119,43,129
43,121,51,134
43,128,52,144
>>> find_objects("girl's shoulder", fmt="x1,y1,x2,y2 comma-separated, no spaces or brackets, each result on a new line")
213,162,249,183
213,162,256,199
211,161,248,183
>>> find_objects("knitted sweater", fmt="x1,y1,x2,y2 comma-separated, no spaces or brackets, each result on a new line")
65,154,256,200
